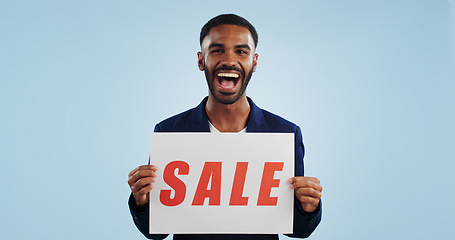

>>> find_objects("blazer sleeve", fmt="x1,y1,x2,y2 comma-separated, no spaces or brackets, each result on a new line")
129,194,169,239
128,124,169,239
285,126,322,238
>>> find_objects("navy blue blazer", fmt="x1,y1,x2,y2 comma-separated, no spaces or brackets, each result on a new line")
129,97,321,240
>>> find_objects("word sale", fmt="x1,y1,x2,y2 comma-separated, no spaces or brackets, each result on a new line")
159,161,284,207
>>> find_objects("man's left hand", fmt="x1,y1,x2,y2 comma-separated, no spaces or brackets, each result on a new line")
288,177,323,213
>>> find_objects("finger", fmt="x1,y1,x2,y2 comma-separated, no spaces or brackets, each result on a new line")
301,198,320,213
295,187,322,199
290,180,322,193
128,169,158,187
293,181,323,193
128,170,156,187
137,184,154,195
134,186,153,207
130,176,156,193
298,195,320,207
288,176,320,184
128,165,158,178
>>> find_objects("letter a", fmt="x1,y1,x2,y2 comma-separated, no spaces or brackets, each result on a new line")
257,162,284,206
192,162,221,206
160,161,189,206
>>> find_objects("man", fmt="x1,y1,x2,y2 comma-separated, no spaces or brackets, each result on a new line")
128,14,322,240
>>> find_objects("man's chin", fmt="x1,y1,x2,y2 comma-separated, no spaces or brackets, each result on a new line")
213,93,241,105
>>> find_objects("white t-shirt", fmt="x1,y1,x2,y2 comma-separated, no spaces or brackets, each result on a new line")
208,121,247,133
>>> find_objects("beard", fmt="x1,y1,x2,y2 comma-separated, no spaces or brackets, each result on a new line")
204,65,254,105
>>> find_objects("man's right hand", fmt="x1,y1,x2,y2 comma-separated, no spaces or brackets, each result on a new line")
128,165,158,207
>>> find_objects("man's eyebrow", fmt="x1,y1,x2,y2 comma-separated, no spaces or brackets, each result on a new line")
208,43,224,49
235,44,251,50
207,43,251,50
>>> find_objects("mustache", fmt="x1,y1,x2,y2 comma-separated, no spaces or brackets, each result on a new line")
213,66,244,75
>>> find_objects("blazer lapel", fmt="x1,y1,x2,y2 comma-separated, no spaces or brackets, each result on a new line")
193,97,264,133
246,97,265,133
191,97,211,132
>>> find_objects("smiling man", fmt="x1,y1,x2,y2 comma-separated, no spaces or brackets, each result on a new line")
201,23,257,132
128,14,322,240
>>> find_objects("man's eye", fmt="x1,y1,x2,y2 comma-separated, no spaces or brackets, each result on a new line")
237,50,248,54
211,49,223,53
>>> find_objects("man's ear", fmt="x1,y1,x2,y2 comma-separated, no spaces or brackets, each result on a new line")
197,52,204,71
252,53,258,72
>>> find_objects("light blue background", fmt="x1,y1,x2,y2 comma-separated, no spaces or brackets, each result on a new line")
1,1,454,239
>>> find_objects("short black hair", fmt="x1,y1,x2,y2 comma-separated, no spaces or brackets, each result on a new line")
200,14,258,48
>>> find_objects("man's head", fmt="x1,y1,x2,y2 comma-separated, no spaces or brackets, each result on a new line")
198,14,259,105
200,14,258,49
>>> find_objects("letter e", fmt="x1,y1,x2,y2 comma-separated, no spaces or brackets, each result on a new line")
257,162,284,206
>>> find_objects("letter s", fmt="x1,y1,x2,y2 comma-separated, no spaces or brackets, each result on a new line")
160,161,189,206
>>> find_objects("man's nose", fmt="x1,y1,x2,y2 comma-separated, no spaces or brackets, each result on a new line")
220,51,236,66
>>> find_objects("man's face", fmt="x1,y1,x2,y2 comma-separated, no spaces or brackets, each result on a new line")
198,24,258,105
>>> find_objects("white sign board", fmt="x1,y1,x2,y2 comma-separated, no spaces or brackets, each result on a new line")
149,133,294,234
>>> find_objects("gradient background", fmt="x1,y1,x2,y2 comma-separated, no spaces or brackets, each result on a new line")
1,1,454,239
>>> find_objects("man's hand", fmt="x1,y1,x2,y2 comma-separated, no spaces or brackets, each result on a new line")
128,165,158,207
289,177,323,213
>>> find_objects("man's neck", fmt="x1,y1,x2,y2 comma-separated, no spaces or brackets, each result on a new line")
205,95,250,133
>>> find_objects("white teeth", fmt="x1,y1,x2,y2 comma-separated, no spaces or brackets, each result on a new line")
217,72,239,78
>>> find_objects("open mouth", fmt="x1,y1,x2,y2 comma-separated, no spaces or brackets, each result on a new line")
216,72,240,92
